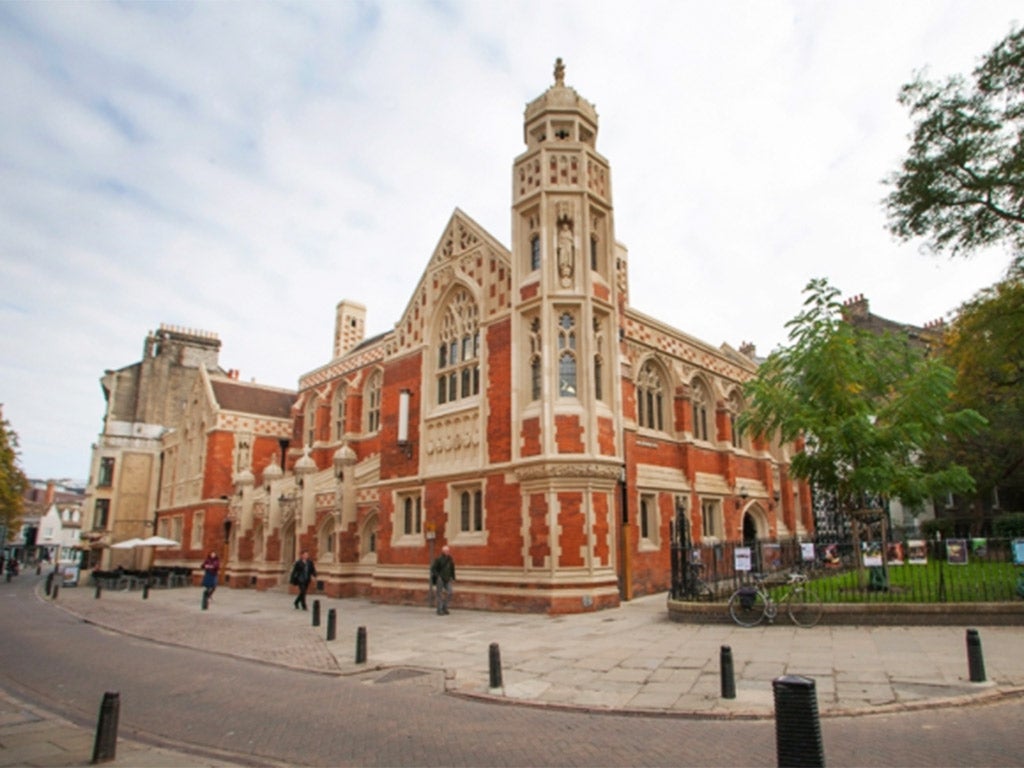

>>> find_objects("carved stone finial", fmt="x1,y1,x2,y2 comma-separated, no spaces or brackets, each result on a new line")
554,57,565,87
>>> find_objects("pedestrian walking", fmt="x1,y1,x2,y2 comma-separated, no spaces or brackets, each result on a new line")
430,545,455,615
201,551,220,603
290,550,317,610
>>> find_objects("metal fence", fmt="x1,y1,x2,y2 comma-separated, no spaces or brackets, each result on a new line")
671,536,1024,603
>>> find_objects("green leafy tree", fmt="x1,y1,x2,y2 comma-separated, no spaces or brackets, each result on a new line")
738,279,984,523
884,26,1024,266
928,268,1024,512
0,406,29,546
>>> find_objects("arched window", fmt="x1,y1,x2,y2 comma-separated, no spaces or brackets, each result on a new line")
637,360,666,431
528,316,542,401
728,390,745,449
458,488,483,532
364,371,381,434
691,379,713,442
304,393,319,446
319,517,336,561
530,234,541,271
332,384,348,441
436,288,481,406
557,312,577,397
593,315,606,402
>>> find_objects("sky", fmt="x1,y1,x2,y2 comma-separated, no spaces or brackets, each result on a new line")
1,0,1020,482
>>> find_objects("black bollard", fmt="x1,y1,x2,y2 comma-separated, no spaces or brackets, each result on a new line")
773,675,824,768
45,572,54,596
91,691,120,764
966,628,987,683
312,599,321,627
326,608,336,641
52,582,59,600
95,583,102,599
142,583,150,600
488,642,503,689
201,590,209,611
355,626,367,664
720,645,736,699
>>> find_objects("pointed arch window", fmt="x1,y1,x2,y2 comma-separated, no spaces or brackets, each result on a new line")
728,391,745,449
332,383,348,441
637,360,666,431
557,312,577,397
691,379,712,442
593,315,606,402
528,316,542,401
304,393,319,446
365,371,382,434
436,288,481,406
530,234,541,271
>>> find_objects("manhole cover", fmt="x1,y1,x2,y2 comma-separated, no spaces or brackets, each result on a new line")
376,668,430,684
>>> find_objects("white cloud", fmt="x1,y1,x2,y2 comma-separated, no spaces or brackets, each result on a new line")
0,0,1019,479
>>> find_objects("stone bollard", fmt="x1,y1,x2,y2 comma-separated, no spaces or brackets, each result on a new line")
356,626,367,664
326,608,336,641
489,642,503,689
720,645,736,699
773,675,824,767
91,691,120,764
966,628,987,683
312,600,321,627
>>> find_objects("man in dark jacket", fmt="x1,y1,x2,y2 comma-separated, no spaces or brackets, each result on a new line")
430,545,455,615
290,550,317,610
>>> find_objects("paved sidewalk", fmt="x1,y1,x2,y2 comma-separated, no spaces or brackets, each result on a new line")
7,581,1024,765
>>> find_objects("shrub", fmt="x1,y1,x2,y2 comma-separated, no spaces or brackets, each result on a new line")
920,518,955,539
993,512,1024,538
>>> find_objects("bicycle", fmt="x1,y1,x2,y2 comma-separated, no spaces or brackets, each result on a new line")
728,572,822,628
678,562,715,601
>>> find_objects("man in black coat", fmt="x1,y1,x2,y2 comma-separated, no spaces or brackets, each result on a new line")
430,545,455,615
290,550,317,610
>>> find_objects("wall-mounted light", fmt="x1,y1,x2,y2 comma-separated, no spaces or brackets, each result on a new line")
397,388,413,459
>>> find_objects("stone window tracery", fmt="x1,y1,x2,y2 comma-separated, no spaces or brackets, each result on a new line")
436,287,481,406
528,316,542,401
365,371,381,434
304,393,319,446
557,311,577,397
637,360,666,431
692,379,713,442
333,384,348,441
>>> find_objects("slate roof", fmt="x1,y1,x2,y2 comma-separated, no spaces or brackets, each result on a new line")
210,379,296,419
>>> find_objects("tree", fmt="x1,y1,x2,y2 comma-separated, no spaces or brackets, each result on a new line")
0,406,29,546
738,279,984,524
928,267,1024,513
884,26,1024,266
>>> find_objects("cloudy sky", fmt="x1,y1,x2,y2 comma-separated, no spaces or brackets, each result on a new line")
2,1,1019,482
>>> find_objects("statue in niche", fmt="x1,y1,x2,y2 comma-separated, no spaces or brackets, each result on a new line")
557,216,574,287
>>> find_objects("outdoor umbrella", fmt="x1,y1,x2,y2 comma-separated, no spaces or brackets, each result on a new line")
110,538,144,549
140,536,180,547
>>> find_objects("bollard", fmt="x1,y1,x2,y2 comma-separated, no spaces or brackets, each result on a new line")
773,675,824,768
52,582,59,601
95,583,102,599
142,582,150,600
966,628,987,683
45,572,54,596
720,645,736,700
91,691,120,764
355,626,367,664
201,591,209,611
312,600,321,627
326,608,336,641
488,642,503,689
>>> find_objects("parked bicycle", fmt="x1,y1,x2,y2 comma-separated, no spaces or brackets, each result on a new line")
679,562,715,601
728,572,822,628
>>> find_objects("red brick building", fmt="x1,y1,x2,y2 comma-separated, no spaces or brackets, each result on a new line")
218,61,813,612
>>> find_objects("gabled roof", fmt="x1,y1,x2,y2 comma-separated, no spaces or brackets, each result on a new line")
210,378,296,419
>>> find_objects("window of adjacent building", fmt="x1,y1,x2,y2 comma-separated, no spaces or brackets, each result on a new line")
192,510,204,549
304,393,319,447
692,379,712,442
93,499,110,530
436,288,480,406
639,493,659,546
333,383,347,441
399,492,423,537
454,486,484,534
637,360,666,431
97,457,114,488
557,312,577,397
701,499,722,540
530,234,541,271
365,371,382,433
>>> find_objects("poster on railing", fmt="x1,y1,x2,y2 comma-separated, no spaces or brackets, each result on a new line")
971,538,988,557
762,542,782,571
907,539,927,565
734,546,752,572
946,538,968,565
800,542,816,562
887,541,905,565
1013,539,1024,565
862,541,883,567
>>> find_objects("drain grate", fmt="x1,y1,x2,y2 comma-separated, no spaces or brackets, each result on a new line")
375,668,430,684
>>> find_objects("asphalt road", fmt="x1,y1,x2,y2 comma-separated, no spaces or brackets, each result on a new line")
2,574,1023,767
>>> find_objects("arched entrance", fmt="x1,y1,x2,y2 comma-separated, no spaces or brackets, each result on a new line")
741,504,769,572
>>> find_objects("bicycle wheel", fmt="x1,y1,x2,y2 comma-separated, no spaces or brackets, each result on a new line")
728,588,768,627
786,587,823,628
